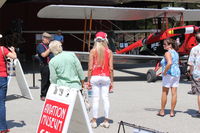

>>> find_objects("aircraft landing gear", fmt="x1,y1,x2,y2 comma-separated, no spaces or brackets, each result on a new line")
147,69,157,82
146,61,161,82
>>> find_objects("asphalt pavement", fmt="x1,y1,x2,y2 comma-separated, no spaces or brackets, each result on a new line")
6,63,200,133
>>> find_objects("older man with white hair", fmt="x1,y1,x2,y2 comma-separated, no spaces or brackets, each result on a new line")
48,40,85,89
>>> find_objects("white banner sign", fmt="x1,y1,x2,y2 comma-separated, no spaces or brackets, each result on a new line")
8,59,33,100
37,84,93,133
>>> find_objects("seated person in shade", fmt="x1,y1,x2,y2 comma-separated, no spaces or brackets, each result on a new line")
54,30,64,43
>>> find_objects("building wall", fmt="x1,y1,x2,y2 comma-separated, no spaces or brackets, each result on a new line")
0,2,111,61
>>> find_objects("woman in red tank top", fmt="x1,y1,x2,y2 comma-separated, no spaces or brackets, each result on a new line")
0,39,17,133
88,32,113,128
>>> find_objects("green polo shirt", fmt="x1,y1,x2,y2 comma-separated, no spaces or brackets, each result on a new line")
49,51,85,89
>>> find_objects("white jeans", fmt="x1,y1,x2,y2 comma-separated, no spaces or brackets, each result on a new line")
90,76,110,119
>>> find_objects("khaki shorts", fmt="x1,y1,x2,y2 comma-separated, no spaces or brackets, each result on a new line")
191,78,200,95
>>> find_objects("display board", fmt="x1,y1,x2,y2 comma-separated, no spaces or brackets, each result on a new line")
37,84,93,133
8,59,33,100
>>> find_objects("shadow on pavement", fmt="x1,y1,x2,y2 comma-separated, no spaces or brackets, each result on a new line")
82,62,155,71
183,109,199,116
6,94,23,101
114,76,146,82
144,108,182,116
114,63,155,70
22,59,147,72
179,78,192,85
115,69,147,82
7,120,26,129
115,69,162,82
20,59,190,83
96,116,114,126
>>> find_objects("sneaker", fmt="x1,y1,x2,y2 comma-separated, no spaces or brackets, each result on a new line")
100,121,110,128
91,121,97,128
40,96,45,101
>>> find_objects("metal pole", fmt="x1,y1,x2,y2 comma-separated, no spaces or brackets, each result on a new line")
29,55,39,89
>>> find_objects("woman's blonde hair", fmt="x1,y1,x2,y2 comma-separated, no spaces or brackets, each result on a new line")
49,40,63,55
93,40,108,65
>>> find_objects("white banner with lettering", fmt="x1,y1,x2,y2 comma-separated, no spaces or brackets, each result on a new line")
37,84,93,133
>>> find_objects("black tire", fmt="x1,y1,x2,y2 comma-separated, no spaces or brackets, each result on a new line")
147,69,157,82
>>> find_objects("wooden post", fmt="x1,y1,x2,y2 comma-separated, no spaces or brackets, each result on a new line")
88,11,93,51
165,13,168,30
179,13,184,26
83,17,87,51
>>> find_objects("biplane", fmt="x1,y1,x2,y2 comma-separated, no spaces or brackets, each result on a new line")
37,5,200,82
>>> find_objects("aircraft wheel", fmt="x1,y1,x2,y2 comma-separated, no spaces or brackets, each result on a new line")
147,69,157,82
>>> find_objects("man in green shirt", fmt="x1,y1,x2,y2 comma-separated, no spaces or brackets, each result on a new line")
48,40,85,89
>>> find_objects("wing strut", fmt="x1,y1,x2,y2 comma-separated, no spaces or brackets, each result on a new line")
179,12,184,26
83,17,87,51
161,12,169,31
88,11,93,51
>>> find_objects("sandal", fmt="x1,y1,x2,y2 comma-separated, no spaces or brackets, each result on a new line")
170,111,175,117
170,114,175,117
157,113,165,117
100,121,110,128
90,120,97,128
157,111,165,117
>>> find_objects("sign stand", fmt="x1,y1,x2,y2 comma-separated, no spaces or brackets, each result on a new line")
8,59,33,100
37,84,93,133
118,121,165,133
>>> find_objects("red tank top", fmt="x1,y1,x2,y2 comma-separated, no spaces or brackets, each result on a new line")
91,48,110,76
0,47,9,77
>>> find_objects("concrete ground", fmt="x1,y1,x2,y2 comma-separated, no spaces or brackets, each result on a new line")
5,63,200,133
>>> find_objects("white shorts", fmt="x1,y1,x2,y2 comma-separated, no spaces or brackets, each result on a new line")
162,74,180,88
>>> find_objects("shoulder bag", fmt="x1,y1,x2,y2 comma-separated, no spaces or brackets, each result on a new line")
1,46,13,76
